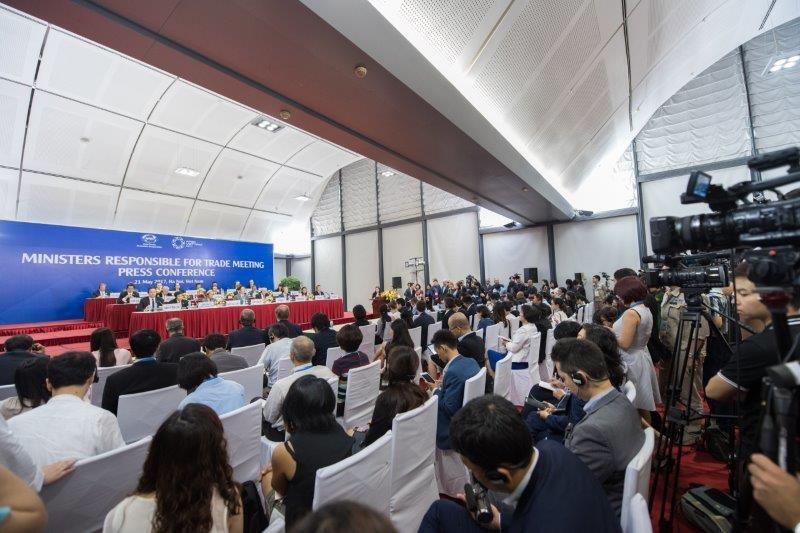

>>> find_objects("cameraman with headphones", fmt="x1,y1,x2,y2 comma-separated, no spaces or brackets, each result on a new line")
418,395,619,533
554,338,644,518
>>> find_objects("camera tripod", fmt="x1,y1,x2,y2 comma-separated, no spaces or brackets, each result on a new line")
649,290,737,532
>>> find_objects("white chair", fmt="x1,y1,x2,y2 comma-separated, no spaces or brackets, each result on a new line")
463,367,486,406
414,347,422,382
508,315,520,334
325,346,344,369
313,431,392,514
507,331,539,406
275,357,294,382
343,360,381,427
231,343,266,367
623,380,637,404
426,322,442,348
327,376,339,413
220,364,264,402
620,428,655,532
493,353,513,400
358,341,376,360
42,436,152,533
425,310,437,321
537,329,555,381
90,364,130,407
117,385,185,443
220,400,263,483
359,323,376,346
624,493,653,533
389,397,438,532
0,383,16,402
483,322,502,354
409,326,422,349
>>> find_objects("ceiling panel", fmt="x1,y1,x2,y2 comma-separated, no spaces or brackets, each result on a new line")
0,77,29,168
114,188,194,234
148,80,256,144
253,166,322,213
241,209,291,242
186,200,250,240
0,6,46,85
124,125,221,196
0,167,18,219
286,140,361,177
228,122,314,163
36,29,174,120
198,148,279,207
17,171,117,227
23,90,143,185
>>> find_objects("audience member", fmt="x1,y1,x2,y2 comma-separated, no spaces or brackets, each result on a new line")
550,298,568,325
155,318,201,363
275,305,303,338
262,376,353,528
258,323,292,388
419,395,620,532
448,312,486,370
1,358,50,420
10,351,125,467
0,465,48,532
553,338,644,517
203,333,248,373
331,325,370,415
0,335,46,386
412,300,435,347
352,305,371,327
594,305,618,329
376,304,392,344
374,319,414,363
310,312,338,367
487,304,538,371
262,336,335,441
177,354,245,415
579,324,626,389
0,416,76,492
461,293,477,327
104,404,242,532
475,305,494,331
440,296,457,330
226,309,268,350
90,327,132,367
291,501,397,533
102,329,178,415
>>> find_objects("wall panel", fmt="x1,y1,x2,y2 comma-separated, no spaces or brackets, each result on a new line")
382,222,424,289
483,227,550,284
553,215,639,282
313,236,343,296
292,257,311,289
273,257,286,287
345,230,379,310
427,211,480,282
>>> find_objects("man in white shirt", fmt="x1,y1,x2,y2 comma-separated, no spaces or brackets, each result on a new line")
9,351,125,468
257,323,292,388
262,335,334,441
0,417,75,491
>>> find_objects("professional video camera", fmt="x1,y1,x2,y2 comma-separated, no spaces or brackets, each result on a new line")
641,252,730,290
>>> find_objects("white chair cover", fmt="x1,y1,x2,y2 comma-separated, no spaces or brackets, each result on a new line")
585,301,596,323
327,376,339,413
389,397,438,532
359,324,376,346
493,353,513,400
537,329,555,381
508,315,520,334
425,310,437,321
220,400,263,483
509,332,540,406
414,347,422,382
435,448,469,497
623,380,637,404
426,322,443,348
483,323,502,354
621,428,655,532
42,436,151,533
343,360,381,427
117,385,185,443
313,431,392,514
624,493,653,533
409,326,422,349
463,367,486,407
275,357,294,382
231,343,266,367
90,364,130,407
359,342,376,360
219,363,264,402
0,384,16,402
325,346,344,369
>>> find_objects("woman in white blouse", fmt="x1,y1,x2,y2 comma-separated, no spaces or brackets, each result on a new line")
90,328,131,367
550,298,569,326
488,305,542,405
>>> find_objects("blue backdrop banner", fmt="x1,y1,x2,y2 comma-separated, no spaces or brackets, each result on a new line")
0,220,274,324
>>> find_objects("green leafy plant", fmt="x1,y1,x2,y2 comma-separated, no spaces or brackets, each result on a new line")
278,276,301,291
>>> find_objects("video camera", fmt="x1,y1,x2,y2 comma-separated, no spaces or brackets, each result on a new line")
641,252,730,290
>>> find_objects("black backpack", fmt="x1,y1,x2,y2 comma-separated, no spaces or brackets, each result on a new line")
240,480,269,533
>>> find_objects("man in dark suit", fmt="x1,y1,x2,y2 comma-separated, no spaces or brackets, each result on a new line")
448,312,491,393
310,312,338,367
91,282,109,298
412,300,435,347
555,338,645,517
461,293,478,329
101,329,178,415
117,283,139,304
227,308,267,349
418,395,620,533
155,318,201,364
137,287,163,312
0,335,47,385
440,296,457,331
275,305,303,338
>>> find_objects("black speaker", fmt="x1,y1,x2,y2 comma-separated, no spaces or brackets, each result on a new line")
392,276,402,289
523,268,538,283
574,273,583,283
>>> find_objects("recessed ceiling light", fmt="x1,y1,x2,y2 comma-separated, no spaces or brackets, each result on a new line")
236,175,244,180
174,167,200,177
380,170,395,177
767,54,800,74
294,194,311,202
789,55,800,62
253,117,283,132
79,136,91,143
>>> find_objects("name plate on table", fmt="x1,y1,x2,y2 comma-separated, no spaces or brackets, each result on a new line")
328,294,339,300
129,298,141,304
290,291,300,296
295,296,306,301
317,294,328,300
110,292,120,298
275,297,286,302
197,301,215,308
161,303,181,311
225,300,244,306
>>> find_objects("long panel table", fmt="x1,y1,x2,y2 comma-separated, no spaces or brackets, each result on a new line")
83,297,117,323
104,303,138,332
128,299,344,340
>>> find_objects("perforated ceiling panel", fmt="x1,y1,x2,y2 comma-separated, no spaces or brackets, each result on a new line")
311,174,342,236
0,78,29,168
198,148,280,208
229,123,314,164
286,140,362,177
254,166,322,214
341,158,377,229
570,144,636,211
0,167,18,219
0,6,45,85
377,164,422,223
114,188,194,234
17,171,118,228
186,201,250,240
422,181,473,215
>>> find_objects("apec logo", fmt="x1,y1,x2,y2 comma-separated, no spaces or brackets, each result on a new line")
137,234,161,249
171,236,201,250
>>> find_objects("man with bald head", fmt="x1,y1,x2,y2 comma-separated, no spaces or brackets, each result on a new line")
155,318,201,364
261,336,336,441
274,304,303,338
448,312,486,370
227,308,268,349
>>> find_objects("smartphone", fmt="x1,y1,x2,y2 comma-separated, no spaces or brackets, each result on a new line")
498,335,511,342
420,372,435,384
426,343,438,356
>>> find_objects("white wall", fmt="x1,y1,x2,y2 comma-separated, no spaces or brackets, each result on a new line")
382,222,424,289
272,258,286,288
483,227,550,283
292,257,311,289
553,215,640,283
313,237,343,296
345,230,379,311
427,211,480,282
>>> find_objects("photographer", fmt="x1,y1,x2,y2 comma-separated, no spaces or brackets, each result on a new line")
418,395,619,533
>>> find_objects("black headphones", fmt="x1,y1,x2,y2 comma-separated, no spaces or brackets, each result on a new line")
570,371,586,386
483,457,531,484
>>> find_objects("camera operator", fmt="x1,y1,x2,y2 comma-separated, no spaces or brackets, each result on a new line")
418,395,619,533
747,453,800,530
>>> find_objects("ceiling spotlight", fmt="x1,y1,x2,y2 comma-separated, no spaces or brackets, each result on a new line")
575,209,594,217
522,187,529,192
279,110,292,120
294,194,311,202
254,118,283,132
236,175,244,180
767,54,800,74
79,136,91,143
354,65,368,78
174,167,200,177
380,170,395,177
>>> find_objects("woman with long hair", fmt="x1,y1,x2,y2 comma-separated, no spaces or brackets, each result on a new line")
0,358,50,420
90,327,131,367
104,404,242,532
374,319,415,364
550,298,568,326
376,303,391,344
492,301,510,338
352,305,370,327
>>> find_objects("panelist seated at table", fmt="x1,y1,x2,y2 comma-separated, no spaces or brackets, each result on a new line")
159,286,175,302
174,293,190,309
116,284,140,303
231,286,249,304
137,288,164,312
313,284,325,296
91,282,110,298
232,281,243,293
172,282,185,297
194,282,204,292
247,280,258,296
